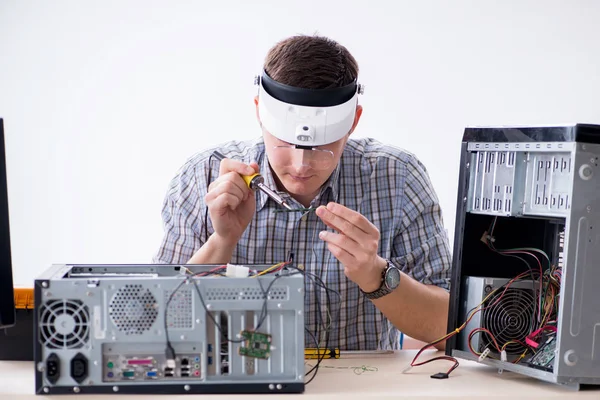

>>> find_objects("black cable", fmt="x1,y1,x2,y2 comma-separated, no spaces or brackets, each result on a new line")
164,277,189,360
283,265,339,384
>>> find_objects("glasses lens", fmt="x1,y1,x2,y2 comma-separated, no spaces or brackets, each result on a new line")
272,146,334,170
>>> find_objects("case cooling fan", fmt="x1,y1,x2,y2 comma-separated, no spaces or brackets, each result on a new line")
39,299,90,349
480,287,536,355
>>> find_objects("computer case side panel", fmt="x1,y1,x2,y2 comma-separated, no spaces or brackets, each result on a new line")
554,143,600,382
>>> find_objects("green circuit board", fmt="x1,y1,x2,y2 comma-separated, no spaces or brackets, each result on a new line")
528,336,556,371
238,330,272,359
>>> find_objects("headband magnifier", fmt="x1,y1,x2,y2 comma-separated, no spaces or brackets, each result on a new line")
255,70,364,147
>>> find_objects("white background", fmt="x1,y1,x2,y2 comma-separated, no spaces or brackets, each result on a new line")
1,0,599,286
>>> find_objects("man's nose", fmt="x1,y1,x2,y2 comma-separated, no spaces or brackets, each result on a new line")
291,148,311,167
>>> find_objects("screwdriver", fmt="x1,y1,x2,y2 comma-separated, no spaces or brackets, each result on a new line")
212,151,293,211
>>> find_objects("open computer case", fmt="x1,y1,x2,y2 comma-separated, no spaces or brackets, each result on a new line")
446,124,600,389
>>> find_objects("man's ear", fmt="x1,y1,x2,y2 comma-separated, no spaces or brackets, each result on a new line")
254,96,260,122
348,105,363,135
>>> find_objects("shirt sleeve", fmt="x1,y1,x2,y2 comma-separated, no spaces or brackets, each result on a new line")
152,160,207,264
393,155,452,290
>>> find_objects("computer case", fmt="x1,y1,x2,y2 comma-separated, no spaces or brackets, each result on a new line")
33,264,305,395
446,124,600,389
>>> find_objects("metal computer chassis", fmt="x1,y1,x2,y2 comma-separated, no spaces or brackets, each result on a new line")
33,263,305,395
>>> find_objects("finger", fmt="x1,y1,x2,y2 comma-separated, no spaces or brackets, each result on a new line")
218,158,257,178
316,206,370,241
323,240,356,266
326,202,377,234
207,174,248,202
249,162,260,173
318,230,359,258
209,192,243,212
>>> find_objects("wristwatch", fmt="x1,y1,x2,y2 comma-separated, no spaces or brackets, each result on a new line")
360,259,401,300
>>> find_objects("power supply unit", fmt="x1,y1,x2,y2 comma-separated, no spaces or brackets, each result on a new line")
33,263,305,395
446,123,600,389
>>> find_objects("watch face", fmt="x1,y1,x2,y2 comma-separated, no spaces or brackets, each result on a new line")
385,266,401,290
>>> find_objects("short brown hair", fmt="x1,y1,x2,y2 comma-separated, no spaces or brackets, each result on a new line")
263,35,359,90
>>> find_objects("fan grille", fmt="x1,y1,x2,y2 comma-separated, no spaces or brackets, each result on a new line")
482,287,536,355
39,299,90,349
109,284,158,335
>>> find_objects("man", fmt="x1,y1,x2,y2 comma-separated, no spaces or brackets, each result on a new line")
154,35,452,351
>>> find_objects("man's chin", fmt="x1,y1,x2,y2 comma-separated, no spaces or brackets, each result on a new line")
282,180,320,197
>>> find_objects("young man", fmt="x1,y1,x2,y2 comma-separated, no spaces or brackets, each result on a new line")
154,35,452,351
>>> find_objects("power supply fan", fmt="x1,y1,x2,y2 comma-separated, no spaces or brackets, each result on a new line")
481,287,536,355
39,299,90,349
109,284,158,335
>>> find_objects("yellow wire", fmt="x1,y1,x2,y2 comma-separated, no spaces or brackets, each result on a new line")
254,262,284,277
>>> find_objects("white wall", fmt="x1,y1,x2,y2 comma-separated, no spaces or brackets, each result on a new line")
1,0,599,286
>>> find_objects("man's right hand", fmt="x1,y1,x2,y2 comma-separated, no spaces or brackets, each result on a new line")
204,157,259,245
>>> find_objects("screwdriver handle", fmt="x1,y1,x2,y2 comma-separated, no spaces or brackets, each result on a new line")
242,173,262,190
212,151,262,190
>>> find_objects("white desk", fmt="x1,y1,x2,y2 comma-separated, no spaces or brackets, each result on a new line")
0,350,597,399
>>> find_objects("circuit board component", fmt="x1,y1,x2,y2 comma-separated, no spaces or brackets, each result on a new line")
527,336,556,372
238,330,272,359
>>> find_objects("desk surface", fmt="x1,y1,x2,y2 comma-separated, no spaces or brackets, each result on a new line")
0,350,597,399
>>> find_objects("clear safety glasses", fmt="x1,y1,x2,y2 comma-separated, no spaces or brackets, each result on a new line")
271,145,335,170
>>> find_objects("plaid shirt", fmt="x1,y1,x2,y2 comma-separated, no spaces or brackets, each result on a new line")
153,137,452,350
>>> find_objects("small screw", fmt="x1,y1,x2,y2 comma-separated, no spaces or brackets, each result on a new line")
276,384,282,390
73,387,80,393
184,385,191,391
43,387,49,393
113,386,119,392
269,384,275,390
41,281,48,288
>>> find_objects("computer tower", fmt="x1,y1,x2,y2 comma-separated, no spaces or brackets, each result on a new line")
33,264,305,395
446,124,600,389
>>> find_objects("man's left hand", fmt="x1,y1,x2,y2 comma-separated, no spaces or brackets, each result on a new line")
315,202,387,292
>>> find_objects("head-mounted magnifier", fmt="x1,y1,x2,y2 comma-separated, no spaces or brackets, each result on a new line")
255,70,364,147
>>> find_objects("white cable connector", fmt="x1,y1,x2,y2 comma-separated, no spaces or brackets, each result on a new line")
401,365,412,374
500,350,507,362
225,264,250,278
478,348,491,362
166,359,175,368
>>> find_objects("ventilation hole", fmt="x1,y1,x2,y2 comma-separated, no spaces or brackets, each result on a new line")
109,284,158,335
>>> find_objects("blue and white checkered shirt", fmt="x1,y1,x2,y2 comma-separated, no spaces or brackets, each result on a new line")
153,137,452,350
